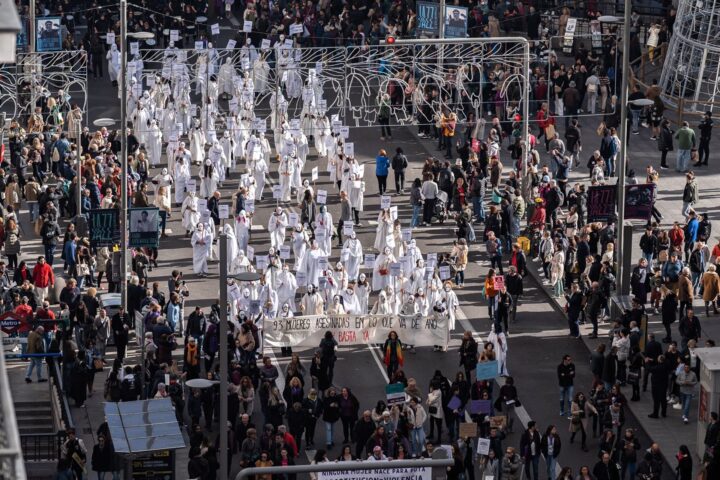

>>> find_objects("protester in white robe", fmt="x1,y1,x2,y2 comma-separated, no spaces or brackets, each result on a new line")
410,259,427,294
162,103,178,140
259,282,278,319
277,264,298,311
231,250,251,275
151,168,173,207
315,206,334,256
106,44,120,83
292,225,309,271
340,157,360,193
250,153,268,201
488,327,509,376
173,156,191,205
331,263,348,299
190,120,206,165
222,224,238,273
413,289,430,316
290,152,303,192
405,240,423,271
218,58,235,97
314,119,330,157
268,207,288,249
384,285,400,315
235,210,250,254
349,176,365,226
343,232,363,281
131,103,151,148
203,105,218,145
181,192,200,235
392,223,406,260
208,76,219,106
207,141,227,185
278,155,294,202
191,224,212,276
199,160,219,199
253,57,270,94
296,133,310,164
296,180,314,206
300,241,324,287
372,247,396,291
340,287,361,314
356,273,371,314
300,285,324,315
146,120,163,167
220,131,235,171
442,282,459,331
371,291,392,315
327,296,346,315
374,210,393,252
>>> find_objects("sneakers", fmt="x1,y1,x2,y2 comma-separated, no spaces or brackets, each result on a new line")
683,416,689,424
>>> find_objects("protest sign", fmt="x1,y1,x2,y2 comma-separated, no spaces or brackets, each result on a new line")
477,438,491,456
211,23,220,36
386,383,405,406
380,195,392,210
364,254,376,269
279,245,291,260
263,314,449,349
317,190,328,204
459,423,478,438
311,167,319,181
218,205,229,219
318,468,430,480
476,360,499,381
469,399,492,415
493,275,505,290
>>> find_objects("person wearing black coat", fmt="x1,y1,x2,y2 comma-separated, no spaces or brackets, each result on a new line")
352,411,376,459
593,452,620,480
675,445,692,480
287,401,306,449
302,390,321,448
602,347,618,389
657,119,673,169
458,333,478,382
661,290,678,343
519,421,542,480
647,355,670,418
91,435,115,476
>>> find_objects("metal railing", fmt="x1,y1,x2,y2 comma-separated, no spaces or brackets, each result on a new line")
19,432,64,463
49,360,74,432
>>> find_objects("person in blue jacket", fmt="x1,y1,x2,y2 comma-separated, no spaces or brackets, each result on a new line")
375,149,390,195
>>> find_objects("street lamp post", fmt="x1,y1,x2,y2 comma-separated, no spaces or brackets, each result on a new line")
218,233,229,480
120,0,129,311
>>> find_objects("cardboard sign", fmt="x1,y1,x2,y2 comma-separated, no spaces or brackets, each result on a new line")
197,199,208,212
288,212,299,227
493,275,505,290
195,40,205,51
170,30,179,42
339,126,350,139
279,245,291,259
439,266,451,280
469,399,492,415
296,271,307,287
256,255,269,271
106,32,115,45
261,39,271,50
311,167,318,182
243,21,253,33
316,190,327,204
130,42,139,55
390,262,402,277
190,104,198,117
315,229,326,241
343,142,354,157
186,179,197,192
272,185,282,199
476,360,499,381
459,423,478,438
380,195,392,210
390,206,398,221
211,23,220,36
226,39,237,50
246,245,254,261
477,438,491,456
318,256,329,271
364,254,376,269
219,205,229,219
402,229,412,242
245,198,255,213
290,23,304,35
343,224,354,236
489,416,507,429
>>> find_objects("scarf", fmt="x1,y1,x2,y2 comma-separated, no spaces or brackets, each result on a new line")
186,343,199,366
384,339,404,367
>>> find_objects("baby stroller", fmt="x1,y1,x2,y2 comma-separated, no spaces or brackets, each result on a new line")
432,190,448,224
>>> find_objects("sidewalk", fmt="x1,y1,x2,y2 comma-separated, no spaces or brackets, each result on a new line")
524,257,702,464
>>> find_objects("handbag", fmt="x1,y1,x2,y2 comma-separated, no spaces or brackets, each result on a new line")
428,406,438,415
77,263,90,276
627,371,640,385
544,124,556,139
596,121,606,136
93,358,104,372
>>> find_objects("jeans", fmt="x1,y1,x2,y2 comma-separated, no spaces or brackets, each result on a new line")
569,313,580,337
29,202,39,221
455,270,465,285
546,455,557,480
553,278,564,297
410,426,426,456
525,455,540,480
44,245,56,266
377,175,388,195
25,357,43,380
699,137,710,164
394,170,405,192
682,201,694,218
606,155,615,177
559,385,574,415
489,254,503,273
630,109,640,132
444,134,453,158
676,149,691,172
642,252,654,264
622,462,637,480
472,196,484,222
681,393,693,418
324,420,336,446
411,204,421,227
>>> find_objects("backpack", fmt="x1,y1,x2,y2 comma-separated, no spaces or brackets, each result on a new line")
120,377,135,400
104,376,121,402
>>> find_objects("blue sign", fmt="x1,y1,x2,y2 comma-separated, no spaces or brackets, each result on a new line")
443,5,468,38
417,2,440,37
476,360,499,381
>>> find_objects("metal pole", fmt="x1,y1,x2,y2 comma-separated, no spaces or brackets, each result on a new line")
616,0,631,295
120,0,131,335
235,458,454,480
219,233,229,480
29,0,36,113
76,119,82,221
522,41,531,201
439,0,445,39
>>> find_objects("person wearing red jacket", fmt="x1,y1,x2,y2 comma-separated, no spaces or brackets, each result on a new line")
32,256,55,304
536,102,555,151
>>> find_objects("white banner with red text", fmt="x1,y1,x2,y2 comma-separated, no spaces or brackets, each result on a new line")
262,314,448,349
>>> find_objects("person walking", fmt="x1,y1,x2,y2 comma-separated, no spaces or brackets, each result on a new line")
558,354,576,416
375,149,390,196
682,172,699,218
676,363,698,424
674,121,696,173
391,148,408,195
378,93,392,140
646,355,670,418
25,326,47,383
421,173,438,226
657,119,673,170
696,111,713,167
519,421,542,480
383,331,404,379
541,425,562,480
